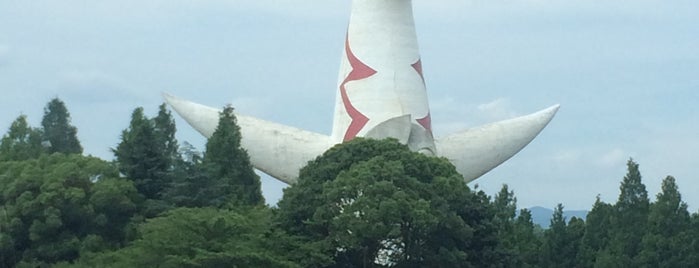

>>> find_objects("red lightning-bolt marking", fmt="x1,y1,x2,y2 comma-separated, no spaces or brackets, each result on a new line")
340,36,377,141
412,60,425,83
412,59,433,135
416,112,433,135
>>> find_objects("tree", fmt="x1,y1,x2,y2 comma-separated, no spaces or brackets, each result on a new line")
152,103,180,172
566,217,585,267
685,213,699,266
540,204,573,268
0,115,45,161
577,196,613,268
512,209,542,267
492,184,519,266
608,159,649,266
41,98,83,154
89,177,143,247
276,138,506,267
0,154,141,267
200,105,263,207
113,107,177,202
637,176,691,267
71,207,300,268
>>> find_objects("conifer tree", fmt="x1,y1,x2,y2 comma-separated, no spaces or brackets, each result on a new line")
637,176,691,266
513,208,542,267
609,159,649,266
114,108,170,200
0,115,45,161
153,103,180,169
493,184,517,228
577,196,613,267
687,213,699,266
493,185,518,266
566,217,585,267
540,204,572,268
202,105,263,207
41,98,82,154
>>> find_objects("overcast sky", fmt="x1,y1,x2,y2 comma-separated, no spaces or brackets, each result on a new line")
1,0,697,210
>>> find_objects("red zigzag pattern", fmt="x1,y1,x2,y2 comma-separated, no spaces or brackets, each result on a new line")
340,36,376,141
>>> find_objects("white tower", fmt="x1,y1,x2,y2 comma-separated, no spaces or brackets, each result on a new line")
165,0,559,184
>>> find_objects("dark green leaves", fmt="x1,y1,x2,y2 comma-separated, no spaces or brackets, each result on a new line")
42,98,83,155
277,138,505,267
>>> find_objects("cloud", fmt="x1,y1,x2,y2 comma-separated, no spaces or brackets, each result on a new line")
595,148,627,168
230,96,273,118
429,97,473,135
57,70,144,103
476,98,518,122
429,97,520,136
552,149,582,165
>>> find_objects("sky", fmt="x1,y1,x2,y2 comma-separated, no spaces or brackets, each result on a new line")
1,0,697,211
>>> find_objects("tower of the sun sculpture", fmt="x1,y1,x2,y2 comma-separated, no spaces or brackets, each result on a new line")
165,0,559,184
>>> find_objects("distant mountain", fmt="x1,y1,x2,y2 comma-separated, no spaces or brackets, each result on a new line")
527,206,588,228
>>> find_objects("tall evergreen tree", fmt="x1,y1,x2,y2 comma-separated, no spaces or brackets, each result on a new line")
566,217,585,267
577,196,613,268
201,105,263,207
637,176,691,267
0,115,45,161
493,185,517,229
152,103,180,169
540,204,574,268
41,98,83,154
513,208,542,267
687,213,699,266
608,159,649,266
492,184,518,266
114,107,171,201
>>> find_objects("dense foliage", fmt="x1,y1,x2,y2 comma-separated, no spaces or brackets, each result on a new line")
277,138,504,267
1,98,698,267
0,154,141,267
41,98,83,155
200,106,263,207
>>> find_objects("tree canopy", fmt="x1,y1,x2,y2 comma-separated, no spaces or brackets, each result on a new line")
277,138,506,267
0,154,141,267
201,105,263,207
41,98,82,155
0,115,45,161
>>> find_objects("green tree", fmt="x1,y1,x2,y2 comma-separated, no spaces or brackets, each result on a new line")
277,138,506,267
41,98,83,154
200,105,263,207
608,159,649,266
89,177,143,247
153,103,180,173
540,204,574,268
492,184,519,266
686,213,699,266
71,207,300,268
0,154,141,267
637,176,691,267
0,115,45,161
513,209,542,267
114,107,178,203
577,196,613,268
566,216,585,267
